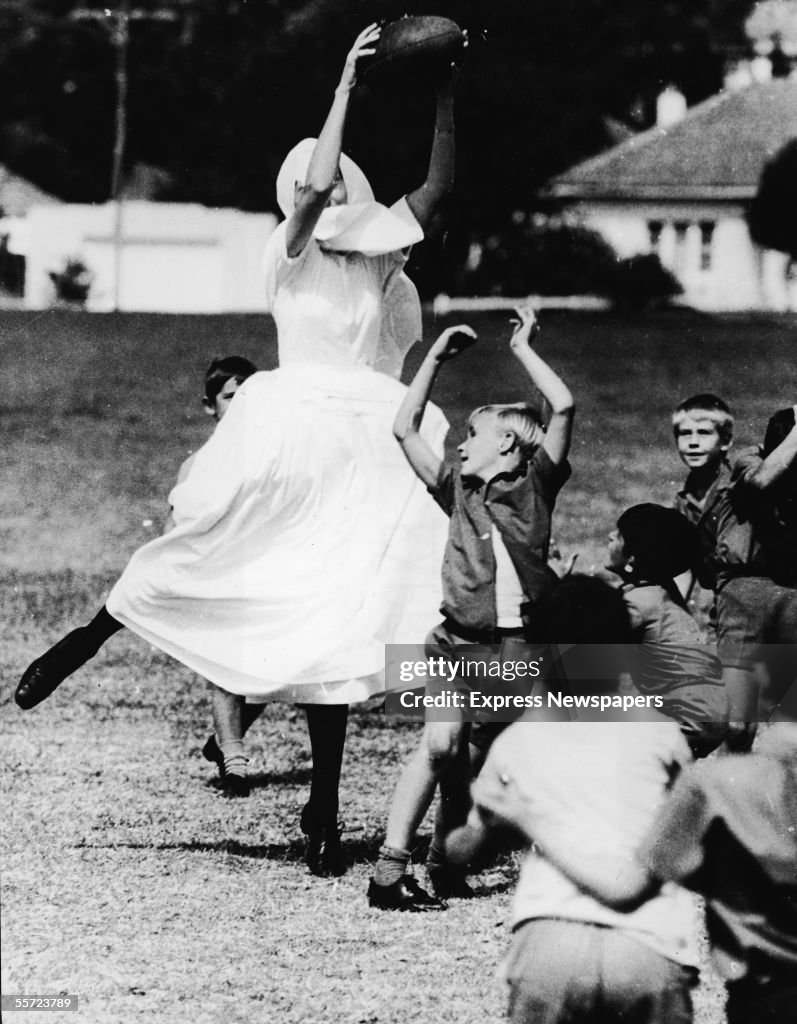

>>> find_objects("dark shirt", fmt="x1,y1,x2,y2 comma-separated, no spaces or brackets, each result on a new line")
642,724,797,984
622,583,723,693
430,447,570,632
715,448,797,587
675,461,732,592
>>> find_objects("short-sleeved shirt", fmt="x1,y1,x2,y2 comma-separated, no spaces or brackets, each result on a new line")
430,448,570,632
473,720,698,967
641,723,797,983
675,461,731,592
715,447,797,587
622,584,723,693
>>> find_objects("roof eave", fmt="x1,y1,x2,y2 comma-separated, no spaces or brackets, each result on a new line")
543,184,756,203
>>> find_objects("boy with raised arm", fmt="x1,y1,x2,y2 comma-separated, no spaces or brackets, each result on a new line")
368,307,574,911
714,405,797,748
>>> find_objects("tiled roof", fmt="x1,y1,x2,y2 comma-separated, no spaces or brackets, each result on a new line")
547,77,797,201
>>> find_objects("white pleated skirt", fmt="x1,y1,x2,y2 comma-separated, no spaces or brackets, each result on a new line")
107,365,448,703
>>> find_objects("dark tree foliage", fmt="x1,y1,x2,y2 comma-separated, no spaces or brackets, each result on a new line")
0,0,756,289
748,139,797,259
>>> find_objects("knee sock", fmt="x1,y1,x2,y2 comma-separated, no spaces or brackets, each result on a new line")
299,703,349,825
373,845,412,887
219,739,248,778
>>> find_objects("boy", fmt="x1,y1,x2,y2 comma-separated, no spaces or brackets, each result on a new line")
714,405,797,749
640,720,797,1024
16,356,259,797
671,393,734,626
445,576,699,1024
606,503,728,757
368,307,574,911
549,712,797,1024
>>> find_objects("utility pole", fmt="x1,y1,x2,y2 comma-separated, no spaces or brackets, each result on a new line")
72,3,179,311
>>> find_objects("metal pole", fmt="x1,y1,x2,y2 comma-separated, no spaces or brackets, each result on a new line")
111,2,129,312
71,3,180,312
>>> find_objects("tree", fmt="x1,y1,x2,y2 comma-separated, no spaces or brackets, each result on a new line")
748,140,797,259
0,0,766,292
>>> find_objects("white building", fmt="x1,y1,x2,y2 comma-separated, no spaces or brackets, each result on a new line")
23,201,277,313
545,76,797,311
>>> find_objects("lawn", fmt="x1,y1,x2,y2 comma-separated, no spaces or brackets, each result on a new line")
2,308,796,1023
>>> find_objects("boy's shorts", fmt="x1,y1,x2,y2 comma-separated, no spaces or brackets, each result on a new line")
423,619,548,726
716,576,797,668
504,919,695,1024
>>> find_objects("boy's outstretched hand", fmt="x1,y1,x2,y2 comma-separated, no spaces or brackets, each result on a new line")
430,324,477,363
509,305,541,352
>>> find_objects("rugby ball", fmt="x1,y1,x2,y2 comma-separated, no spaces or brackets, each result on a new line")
363,16,466,80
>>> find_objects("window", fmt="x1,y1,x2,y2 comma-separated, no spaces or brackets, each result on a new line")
699,221,715,271
647,220,664,251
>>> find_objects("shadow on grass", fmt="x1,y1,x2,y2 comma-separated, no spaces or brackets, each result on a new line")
247,767,312,787
72,832,385,868
69,834,517,894
200,768,313,790
75,837,310,863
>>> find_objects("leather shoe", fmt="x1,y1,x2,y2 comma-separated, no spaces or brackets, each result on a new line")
427,864,474,900
15,628,97,710
300,805,346,877
202,736,250,796
202,735,225,776
221,773,251,798
367,875,447,911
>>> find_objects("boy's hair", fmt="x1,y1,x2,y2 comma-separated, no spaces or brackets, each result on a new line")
538,575,634,646
672,393,734,445
618,504,700,583
537,575,634,689
203,356,258,404
470,402,545,458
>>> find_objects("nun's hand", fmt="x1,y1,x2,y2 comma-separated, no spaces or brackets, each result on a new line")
435,30,467,95
339,23,381,92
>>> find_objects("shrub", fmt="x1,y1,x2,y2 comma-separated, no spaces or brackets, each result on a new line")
748,139,797,259
460,215,681,308
604,253,683,311
462,218,619,297
48,257,93,306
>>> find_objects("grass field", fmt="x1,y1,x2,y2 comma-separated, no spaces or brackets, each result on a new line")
2,308,796,1023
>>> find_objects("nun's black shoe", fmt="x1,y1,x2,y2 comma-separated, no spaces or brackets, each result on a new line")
15,628,97,710
300,805,346,877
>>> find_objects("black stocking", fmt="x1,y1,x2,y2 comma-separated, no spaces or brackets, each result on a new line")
298,703,349,826
82,605,124,654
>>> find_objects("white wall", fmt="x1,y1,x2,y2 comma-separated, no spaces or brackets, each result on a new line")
24,202,277,313
572,200,797,312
